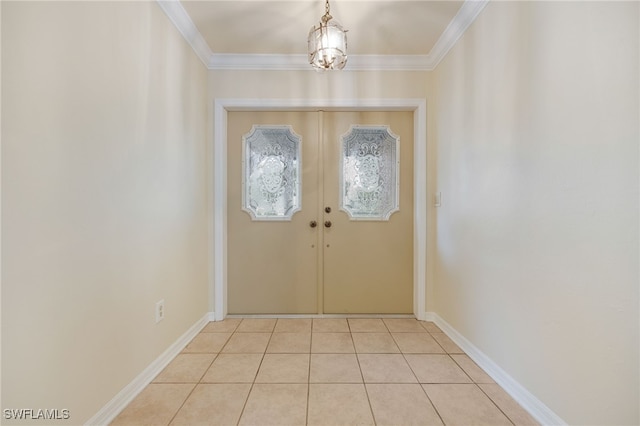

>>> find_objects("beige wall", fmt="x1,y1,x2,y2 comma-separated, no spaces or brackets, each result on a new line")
1,1,209,424
433,1,639,424
209,69,430,100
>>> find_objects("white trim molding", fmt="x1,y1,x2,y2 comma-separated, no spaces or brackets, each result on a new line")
85,313,211,426
157,0,489,71
226,314,415,319
156,0,213,66
209,53,435,72
424,312,568,426
425,0,489,69
213,98,427,320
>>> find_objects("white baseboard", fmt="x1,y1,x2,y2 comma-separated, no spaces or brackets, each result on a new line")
225,313,415,319
85,312,212,425
425,312,566,426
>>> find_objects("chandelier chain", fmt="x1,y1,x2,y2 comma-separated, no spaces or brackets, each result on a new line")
322,0,332,23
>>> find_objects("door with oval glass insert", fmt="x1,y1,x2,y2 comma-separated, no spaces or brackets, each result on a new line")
227,110,413,314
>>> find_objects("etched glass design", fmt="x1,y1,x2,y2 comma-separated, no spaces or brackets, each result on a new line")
242,126,301,220
340,126,399,220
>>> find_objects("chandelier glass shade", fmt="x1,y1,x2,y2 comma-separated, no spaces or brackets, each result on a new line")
308,0,348,70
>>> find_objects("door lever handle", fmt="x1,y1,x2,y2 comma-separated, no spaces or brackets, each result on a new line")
310,221,318,228
324,221,332,228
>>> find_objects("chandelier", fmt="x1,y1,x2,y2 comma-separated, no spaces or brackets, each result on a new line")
308,0,348,70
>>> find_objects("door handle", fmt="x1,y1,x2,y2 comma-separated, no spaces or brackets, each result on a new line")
324,221,332,228
310,221,318,228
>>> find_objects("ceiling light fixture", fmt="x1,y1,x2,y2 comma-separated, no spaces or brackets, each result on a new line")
308,0,348,70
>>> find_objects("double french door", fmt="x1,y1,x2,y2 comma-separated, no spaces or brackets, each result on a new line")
227,110,413,314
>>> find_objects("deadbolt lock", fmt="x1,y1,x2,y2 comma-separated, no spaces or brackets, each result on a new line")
325,206,332,213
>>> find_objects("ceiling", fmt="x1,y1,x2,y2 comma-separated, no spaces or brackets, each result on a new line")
161,0,488,70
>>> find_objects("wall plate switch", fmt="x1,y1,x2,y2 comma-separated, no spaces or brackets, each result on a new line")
435,192,442,207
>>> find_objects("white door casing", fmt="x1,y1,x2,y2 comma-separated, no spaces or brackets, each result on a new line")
212,98,427,320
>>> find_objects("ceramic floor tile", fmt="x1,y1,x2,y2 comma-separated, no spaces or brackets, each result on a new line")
420,321,442,333
266,332,311,353
405,354,473,383
311,332,354,353
221,333,271,353
201,319,242,333
430,332,464,353
451,354,494,383
312,318,350,332
424,384,512,426
201,353,263,383
255,354,310,383
479,383,540,425
348,318,388,332
182,333,231,353
274,318,312,332
236,318,277,332
352,332,400,353
357,354,417,383
169,384,251,426
110,383,194,426
114,317,532,426
392,332,446,354
308,384,375,426
238,384,308,426
366,384,444,426
309,354,363,383
383,318,428,332
153,354,216,383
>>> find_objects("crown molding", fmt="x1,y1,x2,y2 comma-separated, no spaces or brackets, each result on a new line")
426,0,489,68
158,0,489,71
209,53,433,71
209,54,308,71
157,0,213,66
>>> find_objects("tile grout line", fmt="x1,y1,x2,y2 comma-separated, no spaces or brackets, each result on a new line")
348,319,379,425
391,320,450,426
475,382,518,426
446,353,475,384
234,319,276,426
165,382,198,426
305,349,311,426
419,383,447,426
155,327,230,425
212,320,251,426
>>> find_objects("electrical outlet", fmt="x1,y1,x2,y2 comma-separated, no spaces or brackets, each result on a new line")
155,300,165,323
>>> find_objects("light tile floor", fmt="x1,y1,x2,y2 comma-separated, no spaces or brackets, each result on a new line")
111,318,539,426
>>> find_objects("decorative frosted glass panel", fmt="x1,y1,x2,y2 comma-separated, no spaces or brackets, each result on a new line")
340,126,399,220
242,125,301,220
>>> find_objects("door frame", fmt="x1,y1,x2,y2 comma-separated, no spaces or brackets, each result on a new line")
212,98,427,320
